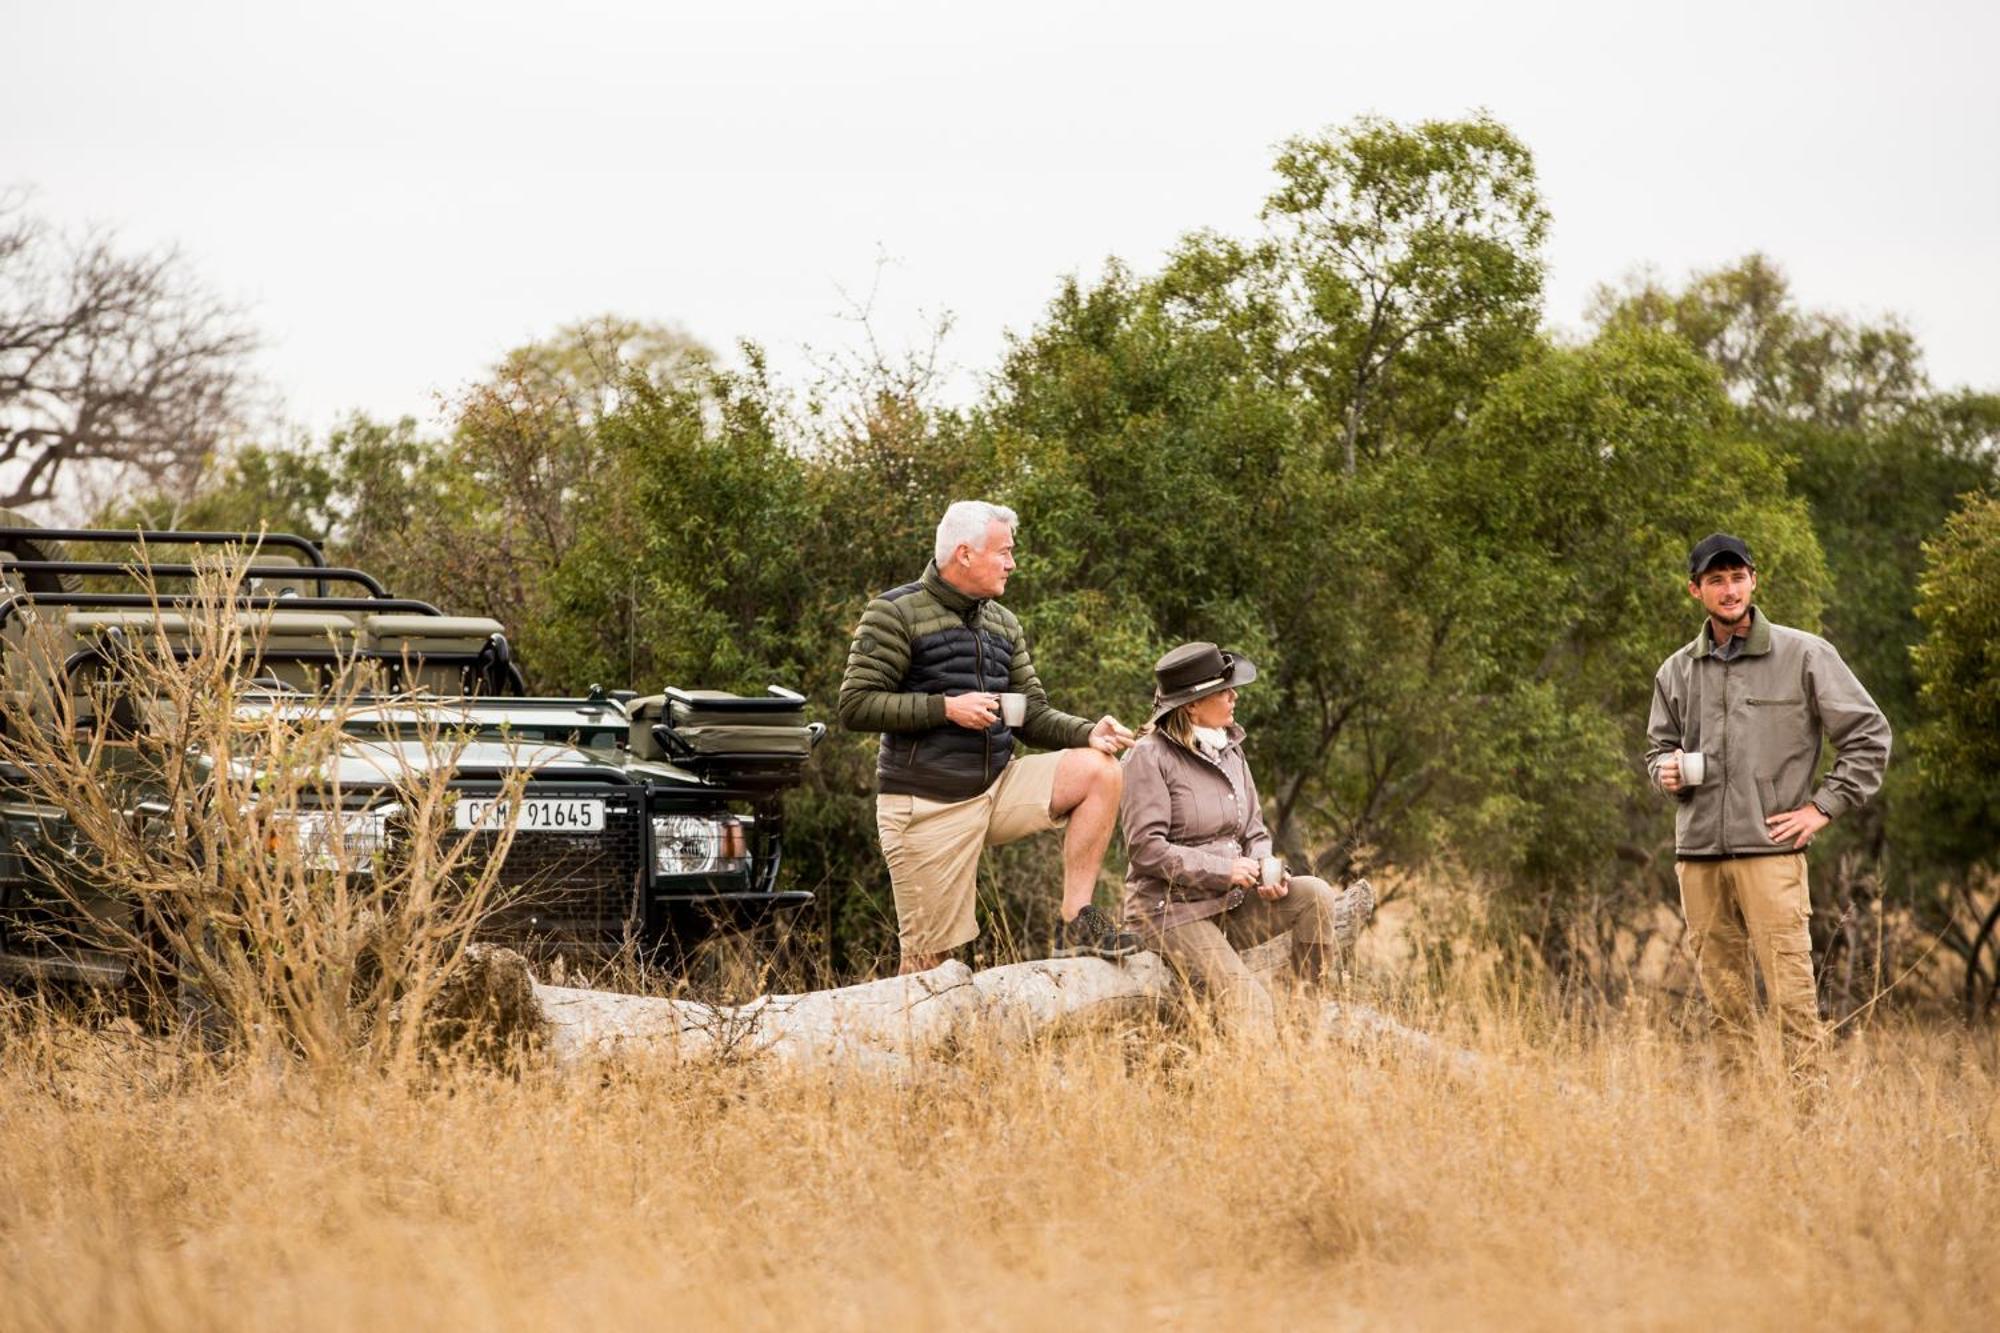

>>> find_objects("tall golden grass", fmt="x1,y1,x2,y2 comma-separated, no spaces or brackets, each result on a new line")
1,561,1995,1329
3,974,1995,1331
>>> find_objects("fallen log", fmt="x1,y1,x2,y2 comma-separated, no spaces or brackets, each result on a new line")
443,911,1478,1077
526,948,1178,1070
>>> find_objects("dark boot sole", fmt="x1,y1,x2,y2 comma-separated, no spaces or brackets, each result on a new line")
1053,941,1144,960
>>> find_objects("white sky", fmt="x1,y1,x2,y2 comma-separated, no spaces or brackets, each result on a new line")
6,0,1997,438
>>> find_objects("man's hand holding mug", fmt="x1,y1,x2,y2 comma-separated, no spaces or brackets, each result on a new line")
944,692,999,730
1660,748,1706,794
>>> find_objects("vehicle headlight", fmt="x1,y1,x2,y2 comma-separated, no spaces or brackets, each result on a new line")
651,814,749,876
272,810,389,873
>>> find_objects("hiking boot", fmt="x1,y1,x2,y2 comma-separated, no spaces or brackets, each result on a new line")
1292,941,1337,987
1331,877,1376,955
1056,903,1143,960
1296,879,1376,987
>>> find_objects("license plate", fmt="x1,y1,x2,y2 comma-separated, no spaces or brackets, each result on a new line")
454,797,605,834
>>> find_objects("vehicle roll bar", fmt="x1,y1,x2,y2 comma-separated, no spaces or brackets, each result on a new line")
0,527,328,566
0,561,390,597
0,592,445,637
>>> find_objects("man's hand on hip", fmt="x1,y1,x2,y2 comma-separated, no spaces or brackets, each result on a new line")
944,692,999,730
1766,803,1829,849
1089,716,1135,755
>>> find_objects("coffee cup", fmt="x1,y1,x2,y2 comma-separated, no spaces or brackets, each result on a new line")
999,692,1027,727
1679,750,1706,786
1260,855,1284,888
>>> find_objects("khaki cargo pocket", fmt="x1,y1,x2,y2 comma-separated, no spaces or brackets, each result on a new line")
1768,935,1820,1025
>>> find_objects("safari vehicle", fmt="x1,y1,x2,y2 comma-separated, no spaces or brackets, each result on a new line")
0,522,820,988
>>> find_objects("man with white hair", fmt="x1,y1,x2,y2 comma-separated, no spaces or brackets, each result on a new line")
840,500,1140,973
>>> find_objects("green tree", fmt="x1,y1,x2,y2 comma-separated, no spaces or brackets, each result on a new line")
1590,253,1928,430
1908,491,2000,983
1911,492,2000,804
1261,112,1550,472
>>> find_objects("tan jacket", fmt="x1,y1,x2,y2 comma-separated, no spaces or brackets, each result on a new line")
1645,609,1891,858
1119,725,1273,933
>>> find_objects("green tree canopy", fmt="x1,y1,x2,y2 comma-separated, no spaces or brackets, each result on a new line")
1912,493,2000,795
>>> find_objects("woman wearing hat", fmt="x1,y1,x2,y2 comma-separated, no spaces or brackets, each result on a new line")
1119,642,1373,1036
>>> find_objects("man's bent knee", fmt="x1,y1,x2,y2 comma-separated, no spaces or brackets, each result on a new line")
1062,744,1119,780
1053,746,1121,813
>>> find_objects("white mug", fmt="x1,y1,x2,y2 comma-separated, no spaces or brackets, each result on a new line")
998,692,1027,727
1260,855,1284,888
1679,750,1707,786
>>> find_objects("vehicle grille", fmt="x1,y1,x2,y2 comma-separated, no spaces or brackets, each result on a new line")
405,786,645,945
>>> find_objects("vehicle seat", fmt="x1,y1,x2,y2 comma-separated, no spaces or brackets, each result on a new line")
65,609,361,691
361,614,505,694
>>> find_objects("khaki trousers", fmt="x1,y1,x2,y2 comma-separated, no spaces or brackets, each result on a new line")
1155,876,1339,1040
1676,854,1823,1068
876,752,1066,957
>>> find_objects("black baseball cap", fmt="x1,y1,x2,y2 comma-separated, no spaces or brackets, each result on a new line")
1688,532,1754,577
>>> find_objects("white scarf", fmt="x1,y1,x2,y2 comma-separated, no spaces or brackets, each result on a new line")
1192,725,1230,755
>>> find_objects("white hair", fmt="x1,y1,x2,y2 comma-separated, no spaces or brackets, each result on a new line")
934,500,1018,565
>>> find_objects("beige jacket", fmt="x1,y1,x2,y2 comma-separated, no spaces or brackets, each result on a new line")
1119,725,1273,933
1645,609,1891,858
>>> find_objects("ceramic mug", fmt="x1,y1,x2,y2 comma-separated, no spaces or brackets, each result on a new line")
1679,750,1707,786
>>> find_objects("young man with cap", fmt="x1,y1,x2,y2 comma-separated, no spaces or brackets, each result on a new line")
839,500,1141,975
1645,533,1891,1073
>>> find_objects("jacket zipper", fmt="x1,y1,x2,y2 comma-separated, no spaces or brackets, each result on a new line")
1719,657,1731,856
971,608,991,787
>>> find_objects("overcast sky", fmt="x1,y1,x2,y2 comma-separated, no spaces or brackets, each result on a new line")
7,0,1996,438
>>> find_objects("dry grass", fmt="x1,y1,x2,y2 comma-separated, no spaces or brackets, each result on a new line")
3,976,1995,1332
1,568,1994,1329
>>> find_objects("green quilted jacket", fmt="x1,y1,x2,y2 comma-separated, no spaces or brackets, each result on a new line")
837,562,1092,800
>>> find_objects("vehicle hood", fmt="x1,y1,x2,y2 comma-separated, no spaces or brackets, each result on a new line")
328,739,625,785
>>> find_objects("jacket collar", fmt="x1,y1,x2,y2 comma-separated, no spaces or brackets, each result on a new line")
1162,722,1247,766
1692,606,1772,659
921,560,984,617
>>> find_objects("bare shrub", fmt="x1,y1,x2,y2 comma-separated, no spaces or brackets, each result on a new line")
0,551,528,1071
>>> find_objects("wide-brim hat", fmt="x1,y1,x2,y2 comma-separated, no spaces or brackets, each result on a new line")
1147,641,1257,726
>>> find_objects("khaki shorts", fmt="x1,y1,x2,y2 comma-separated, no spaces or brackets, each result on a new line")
876,750,1068,956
